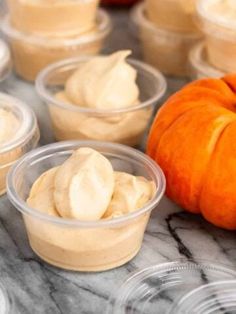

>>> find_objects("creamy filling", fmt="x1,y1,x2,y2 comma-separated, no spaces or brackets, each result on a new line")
27,148,154,221
50,50,147,145
65,50,140,109
207,0,236,27
0,108,20,144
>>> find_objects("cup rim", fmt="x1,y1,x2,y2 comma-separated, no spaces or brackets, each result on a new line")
0,8,111,47
189,41,225,77
174,280,236,313
7,140,166,228
0,92,39,155
0,39,11,82
35,56,167,115
196,0,236,33
130,2,201,40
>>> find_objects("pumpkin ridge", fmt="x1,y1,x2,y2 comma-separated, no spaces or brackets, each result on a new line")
222,74,236,94
147,102,206,158
155,105,236,213
199,120,236,229
147,100,220,158
147,84,236,158
197,117,236,214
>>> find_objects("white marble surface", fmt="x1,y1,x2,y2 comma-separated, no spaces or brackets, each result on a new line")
0,7,235,314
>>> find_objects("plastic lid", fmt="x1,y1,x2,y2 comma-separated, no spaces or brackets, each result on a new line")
189,42,225,78
108,260,236,314
0,40,11,81
173,280,236,314
0,282,10,314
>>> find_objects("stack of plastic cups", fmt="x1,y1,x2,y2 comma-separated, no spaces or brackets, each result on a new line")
1,0,112,81
131,0,202,77
194,0,236,78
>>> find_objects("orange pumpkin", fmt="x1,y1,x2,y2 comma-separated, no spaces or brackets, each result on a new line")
147,75,236,230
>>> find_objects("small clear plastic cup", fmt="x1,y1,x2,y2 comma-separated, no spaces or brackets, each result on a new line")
189,42,225,80
1,9,111,81
36,56,166,146
6,0,99,37
145,0,198,33
0,40,11,82
173,280,236,314
196,0,236,73
0,93,40,196
7,141,166,272
130,3,202,77
108,260,236,313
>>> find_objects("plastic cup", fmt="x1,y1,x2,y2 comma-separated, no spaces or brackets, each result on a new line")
6,0,99,37
36,56,166,146
145,0,198,33
7,141,166,272
189,42,225,80
1,9,111,81
0,93,39,196
197,0,236,73
131,3,202,77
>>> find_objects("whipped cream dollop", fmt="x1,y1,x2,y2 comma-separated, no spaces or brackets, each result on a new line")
65,50,139,109
103,172,155,219
27,167,59,216
0,108,20,144
27,148,154,222
54,147,114,220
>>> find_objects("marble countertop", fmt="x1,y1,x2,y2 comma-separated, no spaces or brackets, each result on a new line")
0,7,236,314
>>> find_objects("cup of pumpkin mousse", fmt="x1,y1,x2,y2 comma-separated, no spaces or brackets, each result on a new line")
6,141,165,271
0,93,39,196
36,50,167,146
196,0,236,73
6,0,99,37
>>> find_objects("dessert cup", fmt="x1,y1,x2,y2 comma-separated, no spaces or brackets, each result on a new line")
6,0,99,37
0,40,11,82
131,3,202,77
1,9,111,81
7,141,166,272
0,93,39,196
145,0,198,33
189,42,225,80
197,0,236,73
36,56,166,146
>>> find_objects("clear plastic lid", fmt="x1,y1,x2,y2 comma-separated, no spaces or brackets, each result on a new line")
189,42,225,79
0,282,10,314
173,280,236,314
108,260,236,314
0,40,11,81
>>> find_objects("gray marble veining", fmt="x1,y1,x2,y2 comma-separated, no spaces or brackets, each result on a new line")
0,7,235,314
